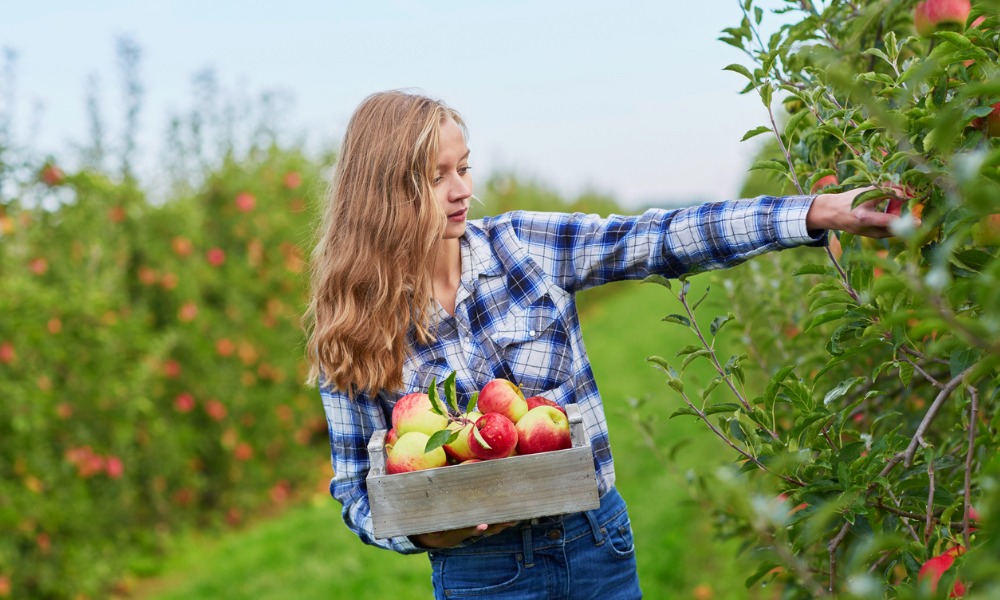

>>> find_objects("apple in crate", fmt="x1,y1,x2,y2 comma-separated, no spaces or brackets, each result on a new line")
477,379,529,424
469,413,518,460
391,392,449,436
386,431,447,474
525,395,566,415
443,410,483,462
516,405,571,455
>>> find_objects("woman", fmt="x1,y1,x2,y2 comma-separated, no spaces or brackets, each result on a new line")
306,89,899,598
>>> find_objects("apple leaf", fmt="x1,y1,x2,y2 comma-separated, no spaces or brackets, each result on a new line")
741,126,772,142
466,391,479,414
426,377,447,418
723,63,754,82
443,371,459,415
675,344,704,357
641,274,672,289
425,428,459,454
471,423,492,451
661,314,691,327
669,406,699,419
681,349,712,372
710,313,735,337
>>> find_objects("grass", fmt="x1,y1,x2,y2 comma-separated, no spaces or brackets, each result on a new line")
132,276,762,599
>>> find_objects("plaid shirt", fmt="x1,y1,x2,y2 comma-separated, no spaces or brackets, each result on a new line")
320,195,824,554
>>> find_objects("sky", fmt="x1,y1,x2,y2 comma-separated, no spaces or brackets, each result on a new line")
1,1,788,209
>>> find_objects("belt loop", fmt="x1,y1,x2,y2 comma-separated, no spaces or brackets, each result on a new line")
583,508,605,545
521,526,534,567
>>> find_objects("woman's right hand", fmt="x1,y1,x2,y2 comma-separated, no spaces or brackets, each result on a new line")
411,521,517,549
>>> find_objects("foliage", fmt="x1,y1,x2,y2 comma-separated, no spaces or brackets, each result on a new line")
0,46,329,598
646,1,1000,597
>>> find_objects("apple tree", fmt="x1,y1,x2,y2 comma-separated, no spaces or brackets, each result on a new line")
646,1,1000,597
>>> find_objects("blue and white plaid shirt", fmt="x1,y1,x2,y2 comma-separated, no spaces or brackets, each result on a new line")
319,196,824,553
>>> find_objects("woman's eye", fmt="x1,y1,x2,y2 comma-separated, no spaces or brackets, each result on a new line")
432,176,443,185
459,166,471,175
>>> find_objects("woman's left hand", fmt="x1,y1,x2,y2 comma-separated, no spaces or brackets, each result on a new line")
806,186,918,239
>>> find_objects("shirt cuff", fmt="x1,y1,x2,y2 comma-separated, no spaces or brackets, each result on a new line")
781,194,828,247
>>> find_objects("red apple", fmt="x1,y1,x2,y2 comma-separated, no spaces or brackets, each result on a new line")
810,174,838,193
391,392,449,436
978,103,1000,137
477,379,529,424
386,431,447,474
234,192,256,212
469,413,518,460
914,0,971,37
515,406,571,455
443,411,483,462
385,427,399,447
40,164,64,186
525,395,566,416
206,247,226,267
917,546,966,597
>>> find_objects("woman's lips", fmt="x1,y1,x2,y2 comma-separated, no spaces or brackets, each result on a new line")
448,208,467,222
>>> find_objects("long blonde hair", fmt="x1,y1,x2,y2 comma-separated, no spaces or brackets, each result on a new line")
305,90,464,394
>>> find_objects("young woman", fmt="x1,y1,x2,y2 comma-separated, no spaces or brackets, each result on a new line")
306,90,900,598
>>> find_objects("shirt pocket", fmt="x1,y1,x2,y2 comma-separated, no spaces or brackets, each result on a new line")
487,290,574,394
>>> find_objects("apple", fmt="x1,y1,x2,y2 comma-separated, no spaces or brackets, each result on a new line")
810,174,838,193
469,412,518,460
385,427,399,447
235,192,256,212
977,103,1000,137
917,546,966,597
515,406,571,455
477,379,529,424
386,431,447,474
914,0,971,37
391,392,449,436
40,164,64,186
525,395,566,415
443,411,483,462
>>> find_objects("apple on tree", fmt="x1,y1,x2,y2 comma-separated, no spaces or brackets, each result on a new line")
913,0,971,37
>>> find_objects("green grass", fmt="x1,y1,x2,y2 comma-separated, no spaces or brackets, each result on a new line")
133,277,761,599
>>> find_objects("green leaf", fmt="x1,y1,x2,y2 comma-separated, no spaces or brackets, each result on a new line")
783,108,811,142
723,63,754,82
805,309,847,332
443,371,459,414
898,360,914,389
425,428,459,454
710,313,735,337
793,263,835,276
426,377,447,417
749,159,788,174
741,125,772,142
641,274,672,289
662,314,692,327
703,376,724,401
471,423,492,451
675,344,704,357
466,391,479,414
822,376,864,406
682,349,713,372
669,406,700,419
705,402,742,416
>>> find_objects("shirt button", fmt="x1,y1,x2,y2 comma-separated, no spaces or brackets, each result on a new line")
547,529,562,540
464,336,472,345
529,330,537,337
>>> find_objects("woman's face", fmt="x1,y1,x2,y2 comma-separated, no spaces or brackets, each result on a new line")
433,117,472,240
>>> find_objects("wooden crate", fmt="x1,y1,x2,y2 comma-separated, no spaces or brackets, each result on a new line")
366,403,599,539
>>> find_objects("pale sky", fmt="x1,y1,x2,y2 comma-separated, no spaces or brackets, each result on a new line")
1,0,788,208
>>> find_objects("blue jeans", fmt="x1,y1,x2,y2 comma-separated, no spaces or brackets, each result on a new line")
427,488,642,599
